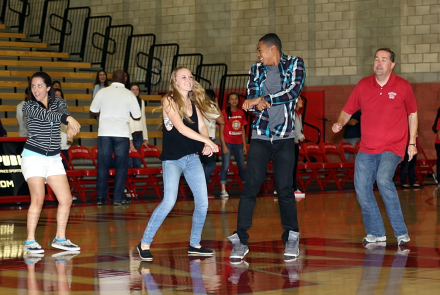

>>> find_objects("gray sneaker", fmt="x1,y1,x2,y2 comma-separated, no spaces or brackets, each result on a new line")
397,234,410,246
284,231,299,259
51,239,81,251
228,233,249,260
23,241,44,254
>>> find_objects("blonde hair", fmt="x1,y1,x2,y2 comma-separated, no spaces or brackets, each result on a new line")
160,66,217,125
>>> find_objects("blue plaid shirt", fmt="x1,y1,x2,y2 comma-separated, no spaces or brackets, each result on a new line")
247,53,305,138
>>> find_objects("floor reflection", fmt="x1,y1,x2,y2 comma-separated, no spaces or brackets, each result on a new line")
1,186,440,294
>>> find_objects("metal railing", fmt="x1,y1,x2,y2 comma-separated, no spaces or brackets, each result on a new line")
82,15,111,65
2,0,28,33
125,34,155,84
59,6,90,57
196,63,227,91
143,43,179,94
101,24,133,73
171,53,203,75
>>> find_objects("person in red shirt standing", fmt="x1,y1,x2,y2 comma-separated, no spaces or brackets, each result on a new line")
219,93,248,198
332,48,418,247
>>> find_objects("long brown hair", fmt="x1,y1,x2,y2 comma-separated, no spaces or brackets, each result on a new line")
160,66,217,125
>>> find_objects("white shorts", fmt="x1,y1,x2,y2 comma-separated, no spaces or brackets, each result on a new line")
21,155,66,181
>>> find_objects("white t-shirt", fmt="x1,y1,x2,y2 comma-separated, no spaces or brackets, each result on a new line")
90,82,141,138
203,109,220,139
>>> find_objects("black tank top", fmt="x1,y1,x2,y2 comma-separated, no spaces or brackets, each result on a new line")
159,102,204,161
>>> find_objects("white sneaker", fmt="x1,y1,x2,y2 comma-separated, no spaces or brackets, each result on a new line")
294,190,305,198
363,234,386,244
433,173,438,184
220,190,229,199
273,190,277,195
397,234,410,246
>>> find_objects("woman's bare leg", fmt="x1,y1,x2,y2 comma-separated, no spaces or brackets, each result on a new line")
46,175,73,239
26,177,46,241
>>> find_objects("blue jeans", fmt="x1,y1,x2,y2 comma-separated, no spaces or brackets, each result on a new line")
97,136,129,203
220,142,246,184
141,154,208,247
128,133,144,168
354,151,408,238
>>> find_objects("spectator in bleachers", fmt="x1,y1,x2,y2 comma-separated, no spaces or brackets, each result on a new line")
219,92,247,199
52,80,62,90
90,69,141,206
93,70,109,98
432,107,440,185
21,71,81,254
128,84,149,169
201,89,225,194
293,96,305,197
400,134,420,188
124,70,131,90
55,89,72,171
342,110,361,161
16,87,30,137
137,66,219,261
0,118,6,137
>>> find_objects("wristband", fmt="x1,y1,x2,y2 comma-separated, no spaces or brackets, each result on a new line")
409,143,416,147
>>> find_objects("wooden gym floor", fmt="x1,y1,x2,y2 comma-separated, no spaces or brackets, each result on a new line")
0,185,439,294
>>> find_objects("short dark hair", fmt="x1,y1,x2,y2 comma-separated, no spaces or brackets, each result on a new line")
375,48,395,62
52,80,61,89
259,33,282,53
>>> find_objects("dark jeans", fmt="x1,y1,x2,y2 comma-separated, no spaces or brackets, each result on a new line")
292,143,299,191
200,153,216,185
399,146,417,185
128,132,144,168
97,136,129,203
436,143,440,179
236,138,298,245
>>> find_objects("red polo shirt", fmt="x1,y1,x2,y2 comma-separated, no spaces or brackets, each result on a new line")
343,73,417,159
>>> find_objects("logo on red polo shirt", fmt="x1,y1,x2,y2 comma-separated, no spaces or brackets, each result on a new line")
388,92,397,99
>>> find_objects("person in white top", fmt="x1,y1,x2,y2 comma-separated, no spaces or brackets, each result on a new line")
128,84,149,168
90,69,141,206
92,70,109,98
16,88,30,137
55,89,73,170
201,89,225,189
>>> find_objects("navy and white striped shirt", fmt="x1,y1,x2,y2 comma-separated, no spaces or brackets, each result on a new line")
22,97,69,156
247,53,305,139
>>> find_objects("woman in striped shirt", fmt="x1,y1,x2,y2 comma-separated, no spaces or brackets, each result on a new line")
21,72,82,255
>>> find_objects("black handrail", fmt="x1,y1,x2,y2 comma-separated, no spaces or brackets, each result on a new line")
193,73,212,89
136,51,162,86
304,122,322,144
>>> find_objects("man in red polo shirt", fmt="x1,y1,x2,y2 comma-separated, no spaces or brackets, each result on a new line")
332,48,418,247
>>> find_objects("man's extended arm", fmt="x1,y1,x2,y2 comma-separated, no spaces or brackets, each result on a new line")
332,110,353,133
407,111,418,161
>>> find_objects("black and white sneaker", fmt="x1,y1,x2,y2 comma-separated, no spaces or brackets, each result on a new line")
51,239,80,251
188,245,214,256
137,243,153,261
23,241,44,254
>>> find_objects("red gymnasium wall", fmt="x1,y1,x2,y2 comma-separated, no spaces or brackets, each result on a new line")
304,82,440,160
